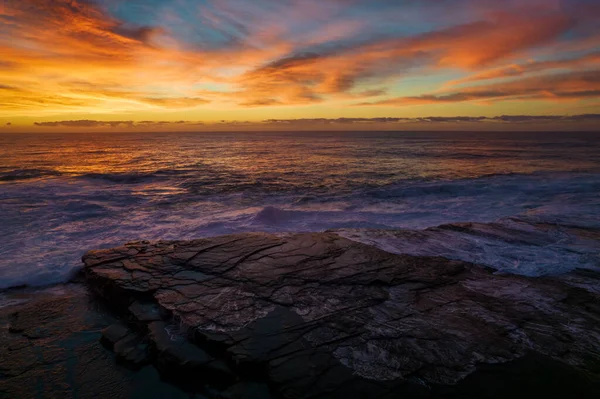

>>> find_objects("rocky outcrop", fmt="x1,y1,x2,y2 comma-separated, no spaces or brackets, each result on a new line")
81,232,600,398
0,285,192,398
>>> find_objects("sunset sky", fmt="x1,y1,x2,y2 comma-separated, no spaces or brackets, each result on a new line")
1,0,600,131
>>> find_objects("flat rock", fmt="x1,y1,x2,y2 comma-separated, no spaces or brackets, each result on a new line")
82,232,600,398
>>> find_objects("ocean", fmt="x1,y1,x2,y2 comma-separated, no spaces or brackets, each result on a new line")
1,131,599,290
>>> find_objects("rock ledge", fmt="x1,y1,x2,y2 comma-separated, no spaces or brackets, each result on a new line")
82,232,600,398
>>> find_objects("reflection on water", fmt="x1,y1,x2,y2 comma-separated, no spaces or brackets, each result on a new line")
2,131,600,188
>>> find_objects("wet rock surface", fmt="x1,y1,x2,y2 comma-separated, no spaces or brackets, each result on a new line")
0,285,196,398
80,232,600,398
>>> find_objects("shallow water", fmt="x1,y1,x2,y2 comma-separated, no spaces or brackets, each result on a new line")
1,131,599,288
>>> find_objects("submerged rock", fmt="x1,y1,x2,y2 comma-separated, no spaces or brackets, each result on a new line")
81,232,600,398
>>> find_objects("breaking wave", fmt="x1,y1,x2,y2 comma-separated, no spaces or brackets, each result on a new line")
0,169,599,289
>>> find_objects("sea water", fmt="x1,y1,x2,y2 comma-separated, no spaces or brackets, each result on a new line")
1,131,599,289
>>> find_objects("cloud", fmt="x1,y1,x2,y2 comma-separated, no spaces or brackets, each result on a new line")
238,98,284,107
416,116,488,123
264,117,411,125
32,120,210,128
137,120,205,126
2,0,154,62
34,120,135,128
361,71,600,106
141,97,210,108
449,51,600,85
1,0,599,117
491,114,600,123
31,114,600,130
0,84,21,91
0,0,219,114
417,12,572,69
263,114,600,125
224,0,586,106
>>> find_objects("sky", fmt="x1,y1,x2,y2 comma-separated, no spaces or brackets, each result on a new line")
1,0,600,131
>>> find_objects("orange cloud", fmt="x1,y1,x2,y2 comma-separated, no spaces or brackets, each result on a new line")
449,51,600,86
221,2,582,107
0,0,598,120
336,8,572,71
360,71,600,106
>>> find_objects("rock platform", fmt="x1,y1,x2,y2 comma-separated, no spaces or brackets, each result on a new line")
80,232,600,398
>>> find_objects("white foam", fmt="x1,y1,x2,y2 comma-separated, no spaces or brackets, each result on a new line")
335,218,600,277
1,171,599,288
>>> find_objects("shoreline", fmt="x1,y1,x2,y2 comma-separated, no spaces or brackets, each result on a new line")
3,216,600,293
2,230,600,398
3,165,600,291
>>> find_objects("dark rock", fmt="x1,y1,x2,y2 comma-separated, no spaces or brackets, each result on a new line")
129,300,163,322
82,232,600,398
100,323,131,349
148,320,209,363
0,285,193,399
219,382,271,399
113,333,151,368
101,323,152,369
147,320,235,386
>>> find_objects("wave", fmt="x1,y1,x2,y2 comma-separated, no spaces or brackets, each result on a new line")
1,168,190,184
0,168,62,182
252,206,298,225
1,170,599,290
366,171,600,200
77,167,218,185
335,217,600,278
79,172,160,184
